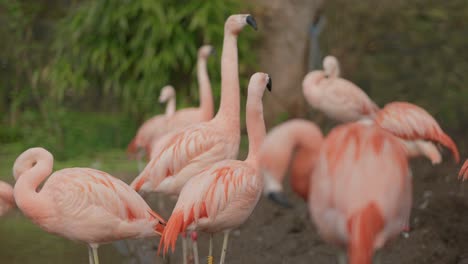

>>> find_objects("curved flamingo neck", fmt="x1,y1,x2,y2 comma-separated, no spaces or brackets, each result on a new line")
14,152,53,220
197,56,213,120
165,96,176,117
246,93,266,163
214,33,240,127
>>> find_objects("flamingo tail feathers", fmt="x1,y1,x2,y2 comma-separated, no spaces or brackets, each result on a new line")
458,159,468,181
158,211,184,255
347,203,384,264
436,132,459,163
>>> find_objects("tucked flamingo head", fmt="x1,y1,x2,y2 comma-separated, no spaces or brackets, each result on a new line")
225,14,257,35
198,45,215,59
158,85,175,103
323,55,340,78
13,148,53,181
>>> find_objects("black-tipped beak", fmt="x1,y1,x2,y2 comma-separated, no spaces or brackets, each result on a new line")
246,15,257,31
268,192,292,208
209,47,216,56
266,76,272,92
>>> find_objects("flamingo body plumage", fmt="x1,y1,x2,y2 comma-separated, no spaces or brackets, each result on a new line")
309,122,411,264
0,181,14,216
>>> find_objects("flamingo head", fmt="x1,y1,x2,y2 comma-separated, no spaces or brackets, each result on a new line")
198,45,215,59
225,14,257,35
13,147,53,181
158,85,175,103
323,55,340,78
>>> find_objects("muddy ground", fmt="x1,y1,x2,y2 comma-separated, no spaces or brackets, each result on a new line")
117,157,468,264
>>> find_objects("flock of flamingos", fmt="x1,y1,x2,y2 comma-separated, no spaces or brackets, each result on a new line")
1,14,467,264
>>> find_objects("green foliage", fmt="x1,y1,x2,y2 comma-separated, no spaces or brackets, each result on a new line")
44,0,256,119
322,0,468,133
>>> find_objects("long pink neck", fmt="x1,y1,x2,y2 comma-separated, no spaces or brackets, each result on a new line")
197,56,214,120
214,33,240,127
165,97,176,117
14,152,53,220
246,94,266,162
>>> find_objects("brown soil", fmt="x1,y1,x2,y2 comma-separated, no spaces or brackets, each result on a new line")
120,158,468,264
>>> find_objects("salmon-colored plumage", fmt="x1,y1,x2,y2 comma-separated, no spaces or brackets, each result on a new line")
302,56,379,123
309,122,411,263
259,119,323,204
160,72,269,261
13,147,165,261
131,15,256,196
374,101,459,163
0,181,14,217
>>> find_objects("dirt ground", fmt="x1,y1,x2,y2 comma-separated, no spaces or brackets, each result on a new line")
118,157,468,264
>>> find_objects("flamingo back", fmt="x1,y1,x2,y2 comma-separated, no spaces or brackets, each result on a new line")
309,122,411,262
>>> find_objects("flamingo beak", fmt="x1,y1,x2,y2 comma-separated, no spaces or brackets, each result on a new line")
246,15,257,31
267,192,292,208
267,77,272,92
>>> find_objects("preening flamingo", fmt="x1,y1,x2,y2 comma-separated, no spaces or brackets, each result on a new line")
13,148,166,264
131,14,257,195
259,119,323,207
309,122,411,264
0,181,14,216
127,85,176,161
302,55,379,123
374,101,460,164
159,72,271,264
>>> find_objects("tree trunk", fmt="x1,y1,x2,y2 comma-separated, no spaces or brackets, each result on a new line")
251,0,323,128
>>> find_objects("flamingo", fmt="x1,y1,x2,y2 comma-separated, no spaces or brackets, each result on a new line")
131,14,257,196
373,101,460,164
13,147,166,264
159,72,271,264
259,119,323,207
309,122,411,264
0,181,14,216
147,45,217,158
458,159,468,180
302,55,379,123
127,85,176,164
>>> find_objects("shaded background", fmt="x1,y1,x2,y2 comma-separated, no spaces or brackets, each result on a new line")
1,0,468,263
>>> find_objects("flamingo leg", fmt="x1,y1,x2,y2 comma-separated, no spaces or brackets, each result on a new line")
191,232,200,264
182,233,188,264
219,231,230,264
91,244,100,264
207,234,213,264
88,245,94,264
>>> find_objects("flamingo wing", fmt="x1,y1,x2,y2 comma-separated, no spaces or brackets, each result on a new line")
46,168,164,224
128,115,167,154
132,123,235,193
160,160,260,253
374,102,459,163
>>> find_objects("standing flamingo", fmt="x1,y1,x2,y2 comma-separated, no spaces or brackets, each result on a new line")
147,45,216,157
309,122,411,264
13,147,166,264
259,119,323,207
131,14,257,195
127,85,176,162
0,181,14,216
373,101,460,164
302,55,379,123
159,72,271,264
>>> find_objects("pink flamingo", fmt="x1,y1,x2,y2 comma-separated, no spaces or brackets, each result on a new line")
127,85,176,162
309,122,411,264
13,147,166,264
131,14,257,196
458,160,468,180
302,55,379,123
259,119,323,207
373,101,460,164
0,181,14,216
159,72,271,264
